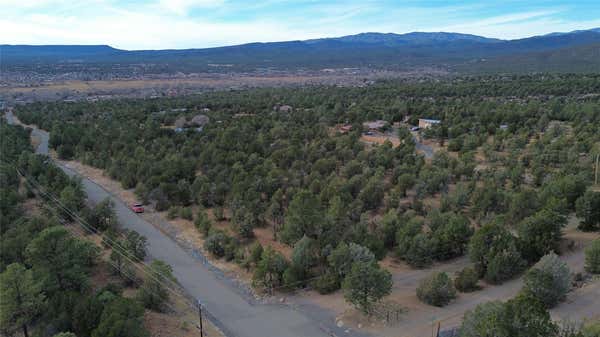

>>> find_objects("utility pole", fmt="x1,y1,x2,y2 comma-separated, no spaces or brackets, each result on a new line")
595,153,599,186
197,299,204,337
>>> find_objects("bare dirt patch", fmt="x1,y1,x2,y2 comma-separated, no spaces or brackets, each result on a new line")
58,158,140,206
254,226,292,259
360,134,401,147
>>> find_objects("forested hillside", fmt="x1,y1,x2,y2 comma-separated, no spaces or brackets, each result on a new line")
0,121,195,337
13,75,600,307
3,29,600,75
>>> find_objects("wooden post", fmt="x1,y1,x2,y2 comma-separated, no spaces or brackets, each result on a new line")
595,153,599,186
198,300,204,337
436,322,441,337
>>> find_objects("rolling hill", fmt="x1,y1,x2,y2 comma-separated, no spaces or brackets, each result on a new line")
2,28,599,74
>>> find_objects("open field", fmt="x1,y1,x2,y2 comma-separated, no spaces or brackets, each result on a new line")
0,70,436,103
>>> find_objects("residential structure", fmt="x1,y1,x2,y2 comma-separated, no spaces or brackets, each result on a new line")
418,118,441,129
363,120,388,131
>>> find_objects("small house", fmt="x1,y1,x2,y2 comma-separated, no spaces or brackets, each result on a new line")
418,118,441,129
339,124,353,133
190,114,210,127
273,104,293,112
174,116,187,129
363,120,387,131
173,114,209,133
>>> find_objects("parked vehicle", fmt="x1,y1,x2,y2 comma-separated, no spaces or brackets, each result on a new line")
411,126,420,131
131,203,144,213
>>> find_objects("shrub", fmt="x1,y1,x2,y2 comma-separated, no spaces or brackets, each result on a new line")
203,232,228,258
253,247,288,290
484,243,526,284
213,206,225,221
223,240,239,262
576,191,600,231
405,233,433,268
517,210,565,263
311,271,340,294
167,206,180,219
282,266,302,290
585,239,600,274
179,207,193,220
328,242,375,278
291,236,317,279
454,267,480,292
137,260,175,311
194,208,212,236
459,294,557,337
469,223,526,282
416,272,456,307
582,321,600,337
237,221,255,239
234,247,246,264
342,261,392,315
522,253,571,308
249,242,264,265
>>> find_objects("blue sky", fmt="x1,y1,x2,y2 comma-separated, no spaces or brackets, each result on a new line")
2,0,599,49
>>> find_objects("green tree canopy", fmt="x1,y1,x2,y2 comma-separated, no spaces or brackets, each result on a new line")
91,298,148,337
342,261,392,315
137,260,176,311
416,272,457,307
281,190,325,245
26,226,96,294
585,239,600,274
522,253,571,308
459,294,558,337
518,210,565,263
576,191,600,231
0,263,45,337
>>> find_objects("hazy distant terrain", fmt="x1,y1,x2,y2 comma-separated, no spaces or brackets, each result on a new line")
2,29,600,78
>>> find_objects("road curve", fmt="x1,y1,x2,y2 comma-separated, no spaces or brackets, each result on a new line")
6,110,336,337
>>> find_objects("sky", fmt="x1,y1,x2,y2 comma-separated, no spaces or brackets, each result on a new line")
2,0,600,50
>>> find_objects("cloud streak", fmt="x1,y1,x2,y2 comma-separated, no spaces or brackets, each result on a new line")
1,0,599,49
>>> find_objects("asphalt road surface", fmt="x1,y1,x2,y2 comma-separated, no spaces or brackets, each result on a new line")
6,110,334,337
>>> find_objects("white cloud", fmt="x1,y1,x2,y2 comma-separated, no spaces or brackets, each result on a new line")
0,0,58,7
1,1,599,49
157,0,226,15
433,10,600,39
0,9,313,49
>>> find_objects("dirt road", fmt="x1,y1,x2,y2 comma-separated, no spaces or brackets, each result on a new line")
379,231,598,337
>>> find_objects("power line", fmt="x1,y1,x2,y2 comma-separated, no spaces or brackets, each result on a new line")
11,159,486,337
19,171,207,335
18,170,181,292
15,165,202,310
18,167,182,292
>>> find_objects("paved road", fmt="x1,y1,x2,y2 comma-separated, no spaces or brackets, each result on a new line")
6,110,334,337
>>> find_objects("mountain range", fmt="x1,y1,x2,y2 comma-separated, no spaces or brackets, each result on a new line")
2,28,600,74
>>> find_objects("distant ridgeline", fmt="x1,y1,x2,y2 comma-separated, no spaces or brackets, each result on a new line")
2,28,600,75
